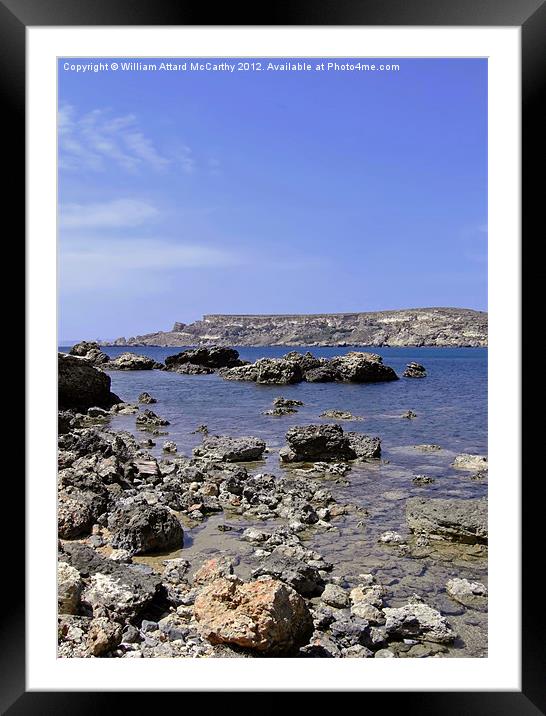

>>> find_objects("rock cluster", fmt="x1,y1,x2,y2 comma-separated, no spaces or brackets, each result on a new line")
403,362,427,378
220,351,398,385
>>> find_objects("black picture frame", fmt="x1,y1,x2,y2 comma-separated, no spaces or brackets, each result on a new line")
8,0,543,710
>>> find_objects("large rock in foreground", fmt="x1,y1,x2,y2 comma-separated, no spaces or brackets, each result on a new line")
406,497,487,544
193,435,266,462
194,577,313,654
58,353,120,411
279,424,356,463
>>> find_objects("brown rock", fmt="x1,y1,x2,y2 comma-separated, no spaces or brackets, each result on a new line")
194,577,313,654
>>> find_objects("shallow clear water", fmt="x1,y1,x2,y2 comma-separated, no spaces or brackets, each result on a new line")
61,345,488,656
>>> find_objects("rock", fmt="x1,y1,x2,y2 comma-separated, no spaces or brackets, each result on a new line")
414,444,441,452
452,454,488,471
279,424,355,463
350,584,384,609
108,503,184,555
163,441,177,453
165,346,244,370
402,410,418,419
351,602,384,624
58,353,121,411
194,577,313,654
273,397,304,408
446,578,488,608
218,364,259,381
86,617,122,656
375,648,396,658
107,352,157,370
87,406,109,418
412,474,435,485
70,341,111,365
328,352,398,383
193,557,235,586
255,359,302,385
193,435,266,462
135,409,170,427
304,365,343,383
321,583,350,609
379,531,406,545
383,600,456,643
138,392,157,404
263,407,298,416
61,543,164,620
58,493,94,538
251,553,323,597
172,363,214,375
320,410,363,420
406,497,488,544
58,562,83,614
108,549,133,564
345,432,381,459
403,362,427,378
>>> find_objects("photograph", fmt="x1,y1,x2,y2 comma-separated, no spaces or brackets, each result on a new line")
56,56,489,660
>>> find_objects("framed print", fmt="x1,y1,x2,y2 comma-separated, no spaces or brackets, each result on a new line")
7,0,544,709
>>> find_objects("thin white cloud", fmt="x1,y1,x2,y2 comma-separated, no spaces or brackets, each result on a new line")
60,199,159,229
61,237,242,290
59,104,171,173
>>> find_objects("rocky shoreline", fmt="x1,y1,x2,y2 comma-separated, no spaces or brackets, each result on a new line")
58,345,488,659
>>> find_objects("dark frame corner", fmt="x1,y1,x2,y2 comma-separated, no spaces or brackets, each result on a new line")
9,0,545,711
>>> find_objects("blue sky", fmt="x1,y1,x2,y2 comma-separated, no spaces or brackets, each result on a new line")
58,58,487,341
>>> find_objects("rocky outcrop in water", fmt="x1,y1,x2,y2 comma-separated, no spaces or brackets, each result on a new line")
406,497,488,544
279,425,381,463
107,352,160,371
220,351,398,385
107,308,487,347
70,341,111,365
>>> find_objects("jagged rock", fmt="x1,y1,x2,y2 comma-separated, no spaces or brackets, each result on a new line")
193,557,235,586
58,562,83,614
403,362,427,378
321,583,350,609
138,392,157,404
328,352,399,383
165,346,244,370
251,553,324,597
255,359,302,385
194,577,313,654
70,341,111,365
383,599,456,643
58,493,94,538
108,503,184,555
283,351,324,372
61,542,165,620
107,352,158,370
135,409,170,427
452,454,488,471
193,435,266,462
402,410,418,419
218,364,259,381
273,397,304,408
406,497,487,544
412,474,435,485
345,432,381,459
58,353,121,411
86,617,123,656
279,424,355,463
172,363,214,375
304,365,343,383
163,441,177,453
263,407,298,416
446,578,488,608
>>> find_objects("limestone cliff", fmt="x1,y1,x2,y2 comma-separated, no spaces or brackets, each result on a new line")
107,308,487,348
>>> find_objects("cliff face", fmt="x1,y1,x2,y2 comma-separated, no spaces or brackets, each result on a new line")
108,308,488,348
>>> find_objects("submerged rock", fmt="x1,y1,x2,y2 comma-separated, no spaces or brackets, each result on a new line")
406,497,488,544
194,577,313,654
320,410,364,421
135,409,170,428
58,353,121,411
193,435,266,462
403,362,427,378
446,578,488,608
452,454,488,471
